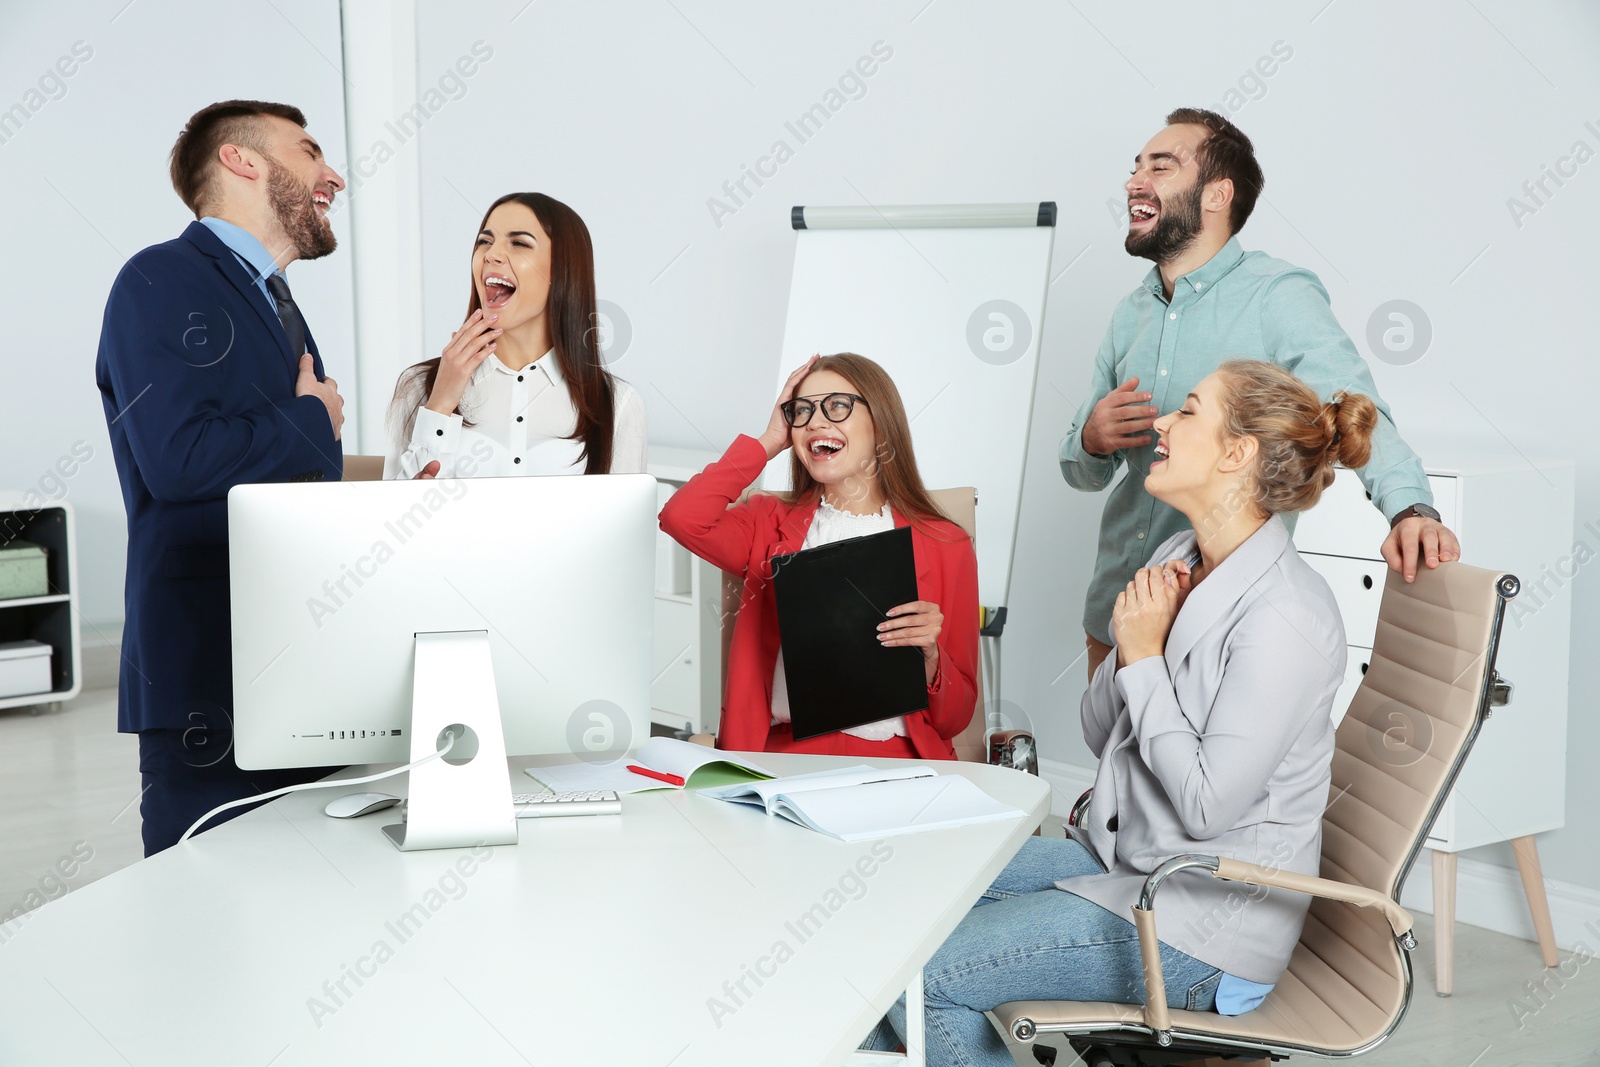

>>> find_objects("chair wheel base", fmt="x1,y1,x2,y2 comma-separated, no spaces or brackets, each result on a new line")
1068,1041,1278,1066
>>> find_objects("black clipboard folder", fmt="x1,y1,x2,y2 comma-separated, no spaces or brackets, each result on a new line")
769,526,928,740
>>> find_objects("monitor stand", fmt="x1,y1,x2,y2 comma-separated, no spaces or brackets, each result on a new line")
382,630,519,851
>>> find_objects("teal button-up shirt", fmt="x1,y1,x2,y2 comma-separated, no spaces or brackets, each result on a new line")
1061,238,1432,643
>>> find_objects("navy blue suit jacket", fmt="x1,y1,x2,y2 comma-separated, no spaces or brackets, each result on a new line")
95,221,342,734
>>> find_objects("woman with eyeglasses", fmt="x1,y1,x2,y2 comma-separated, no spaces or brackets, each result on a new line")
384,192,646,479
659,353,978,759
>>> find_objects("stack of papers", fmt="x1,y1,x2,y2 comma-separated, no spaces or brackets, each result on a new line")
699,764,1025,842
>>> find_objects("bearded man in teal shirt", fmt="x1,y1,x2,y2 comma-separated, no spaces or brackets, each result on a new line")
1063,108,1459,679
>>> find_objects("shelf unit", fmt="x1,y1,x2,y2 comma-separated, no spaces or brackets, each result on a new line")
647,447,723,736
0,494,82,712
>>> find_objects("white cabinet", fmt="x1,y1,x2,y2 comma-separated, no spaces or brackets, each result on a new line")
648,448,724,736
0,494,82,711
1298,552,1386,651
1295,458,1573,992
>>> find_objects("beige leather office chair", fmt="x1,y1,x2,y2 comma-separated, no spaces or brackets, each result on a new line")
702,487,1035,773
995,561,1518,1066
342,455,385,481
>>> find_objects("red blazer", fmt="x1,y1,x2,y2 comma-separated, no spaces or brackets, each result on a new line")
659,435,979,760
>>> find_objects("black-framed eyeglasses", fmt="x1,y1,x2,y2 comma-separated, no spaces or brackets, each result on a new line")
780,392,867,428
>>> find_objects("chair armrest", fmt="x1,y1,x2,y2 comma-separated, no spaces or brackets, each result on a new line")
1131,903,1171,1037
988,729,1038,775
1210,858,1415,942
1127,854,1417,1046
1067,788,1094,829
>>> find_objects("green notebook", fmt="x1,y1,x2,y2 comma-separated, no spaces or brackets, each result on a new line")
524,736,774,795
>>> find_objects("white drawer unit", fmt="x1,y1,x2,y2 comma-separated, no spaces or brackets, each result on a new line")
1296,459,1574,993
1299,553,1386,651
651,595,706,723
647,448,724,736
1295,470,1459,558
1328,645,1372,731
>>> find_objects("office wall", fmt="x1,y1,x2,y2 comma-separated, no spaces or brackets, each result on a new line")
410,0,1600,890
0,0,356,630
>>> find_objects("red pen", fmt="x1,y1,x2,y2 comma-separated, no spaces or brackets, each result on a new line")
626,764,686,787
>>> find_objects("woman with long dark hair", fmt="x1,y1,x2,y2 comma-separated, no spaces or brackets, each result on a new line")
386,192,645,477
659,353,979,760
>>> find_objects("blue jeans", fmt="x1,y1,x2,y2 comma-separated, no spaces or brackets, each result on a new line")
862,837,1222,1067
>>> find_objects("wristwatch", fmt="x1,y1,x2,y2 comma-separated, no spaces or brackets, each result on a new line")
1389,503,1441,528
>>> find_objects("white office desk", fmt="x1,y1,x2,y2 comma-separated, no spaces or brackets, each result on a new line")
0,753,1048,1066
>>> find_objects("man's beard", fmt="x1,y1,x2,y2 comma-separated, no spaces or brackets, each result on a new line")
266,157,337,261
1124,180,1203,263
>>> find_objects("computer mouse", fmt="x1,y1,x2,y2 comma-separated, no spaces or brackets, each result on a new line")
323,792,402,819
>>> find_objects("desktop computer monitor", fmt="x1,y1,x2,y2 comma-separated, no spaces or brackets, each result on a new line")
227,474,656,786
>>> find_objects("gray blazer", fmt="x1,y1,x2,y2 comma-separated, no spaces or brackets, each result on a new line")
1057,516,1342,983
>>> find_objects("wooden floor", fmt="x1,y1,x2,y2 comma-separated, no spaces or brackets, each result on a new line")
3,692,1595,1065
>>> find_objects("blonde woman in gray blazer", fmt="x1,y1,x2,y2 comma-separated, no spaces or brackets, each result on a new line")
864,361,1381,1067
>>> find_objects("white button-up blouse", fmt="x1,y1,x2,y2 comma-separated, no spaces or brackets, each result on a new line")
385,349,647,479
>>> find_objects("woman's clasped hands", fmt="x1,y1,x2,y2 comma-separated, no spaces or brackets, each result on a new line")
1111,557,1195,668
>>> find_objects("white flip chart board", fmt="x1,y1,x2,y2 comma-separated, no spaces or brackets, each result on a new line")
765,203,1056,611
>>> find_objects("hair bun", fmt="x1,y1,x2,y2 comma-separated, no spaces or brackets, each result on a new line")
1215,360,1378,516
1328,391,1377,470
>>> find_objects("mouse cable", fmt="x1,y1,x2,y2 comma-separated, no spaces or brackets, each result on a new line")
177,729,460,846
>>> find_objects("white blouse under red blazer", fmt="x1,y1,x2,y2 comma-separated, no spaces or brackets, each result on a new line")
658,434,979,760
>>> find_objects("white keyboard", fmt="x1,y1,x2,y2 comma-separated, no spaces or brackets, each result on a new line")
512,791,621,818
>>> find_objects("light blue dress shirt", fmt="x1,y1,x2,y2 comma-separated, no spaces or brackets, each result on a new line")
1060,237,1433,643
1215,974,1273,1015
198,216,285,312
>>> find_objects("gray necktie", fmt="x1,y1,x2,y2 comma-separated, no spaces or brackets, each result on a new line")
263,273,307,359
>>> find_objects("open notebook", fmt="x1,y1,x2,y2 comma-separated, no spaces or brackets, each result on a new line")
699,764,1024,842
525,737,773,795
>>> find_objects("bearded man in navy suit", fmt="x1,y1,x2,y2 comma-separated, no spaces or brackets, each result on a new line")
96,100,346,855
